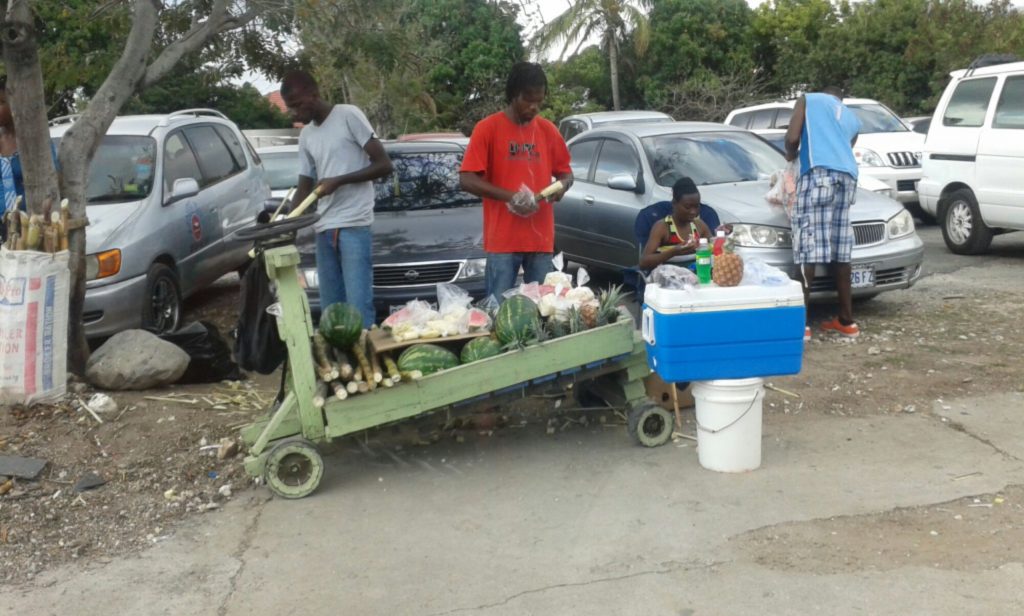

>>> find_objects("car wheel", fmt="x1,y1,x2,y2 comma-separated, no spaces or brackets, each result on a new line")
142,264,182,334
939,188,992,255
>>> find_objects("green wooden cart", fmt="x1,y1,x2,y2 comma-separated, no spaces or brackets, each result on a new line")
237,221,672,499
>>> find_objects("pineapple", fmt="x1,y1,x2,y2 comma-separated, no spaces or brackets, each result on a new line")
582,285,628,328
579,300,600,329
712,239,744,287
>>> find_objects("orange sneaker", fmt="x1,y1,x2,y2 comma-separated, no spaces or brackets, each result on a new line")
821,318,860,338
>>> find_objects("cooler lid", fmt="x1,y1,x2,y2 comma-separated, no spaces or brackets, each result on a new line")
643,280,805,313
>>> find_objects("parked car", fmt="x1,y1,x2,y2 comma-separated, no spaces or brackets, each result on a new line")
49,109,271,338
917,55,1024,254
725,98,926,207
558,110,673,141
903,116,931,135
258,139,486,318
758,132,899,200
554,122,924,299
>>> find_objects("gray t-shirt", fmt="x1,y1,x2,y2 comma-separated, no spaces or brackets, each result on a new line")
298,104,377,232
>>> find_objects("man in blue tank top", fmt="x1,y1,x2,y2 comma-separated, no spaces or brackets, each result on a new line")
784,86,861,339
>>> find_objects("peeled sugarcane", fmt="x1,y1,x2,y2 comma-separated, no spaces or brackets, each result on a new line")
312,381,329,408
351,331,376,391
311,332,339,382
346,380,359,395
400,370,423,381
366,337,384,384
382,353,401,384
59,199,70,251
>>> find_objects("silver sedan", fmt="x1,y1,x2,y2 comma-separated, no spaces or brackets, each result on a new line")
554,122,924,298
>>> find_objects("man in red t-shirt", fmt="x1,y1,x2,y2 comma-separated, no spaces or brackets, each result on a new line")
459,62,573,299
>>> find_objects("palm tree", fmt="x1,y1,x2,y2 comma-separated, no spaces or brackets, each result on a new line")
531,0,652,111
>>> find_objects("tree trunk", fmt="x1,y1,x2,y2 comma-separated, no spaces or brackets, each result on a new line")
1,0,60,216
608,37,621,111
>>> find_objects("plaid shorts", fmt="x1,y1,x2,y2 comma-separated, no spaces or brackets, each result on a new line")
791,167,857,264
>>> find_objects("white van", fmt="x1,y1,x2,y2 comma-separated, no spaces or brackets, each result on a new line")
918,56,1024,254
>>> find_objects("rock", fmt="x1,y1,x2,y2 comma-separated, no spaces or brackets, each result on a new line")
74,471,107,492
0,455,47,480
218,484,233,498
216,439,239,460
867,346,881,355
87,393,118,415
85,330,190,390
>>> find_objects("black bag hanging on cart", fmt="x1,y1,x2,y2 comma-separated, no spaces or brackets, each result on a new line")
235,257,287,374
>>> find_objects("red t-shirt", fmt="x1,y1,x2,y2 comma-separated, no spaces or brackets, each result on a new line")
460,112,571,253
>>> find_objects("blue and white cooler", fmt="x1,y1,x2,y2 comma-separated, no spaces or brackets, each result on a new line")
641,280,806,383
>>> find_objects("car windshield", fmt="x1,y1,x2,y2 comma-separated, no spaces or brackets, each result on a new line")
642,131,784,187
260,151,300,191
848,104,908,134
63,136,157,204
374,150,478,211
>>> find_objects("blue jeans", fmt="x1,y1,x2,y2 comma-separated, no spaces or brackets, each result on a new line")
315,226,374,327
485,252,554,299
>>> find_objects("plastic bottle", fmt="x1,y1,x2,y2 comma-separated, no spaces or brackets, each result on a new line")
695,238,712,284
711,230,726,272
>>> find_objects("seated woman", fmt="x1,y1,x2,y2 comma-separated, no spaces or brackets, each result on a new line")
639,177,713,271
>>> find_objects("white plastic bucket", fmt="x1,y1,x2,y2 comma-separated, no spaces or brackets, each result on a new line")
692,378,764,472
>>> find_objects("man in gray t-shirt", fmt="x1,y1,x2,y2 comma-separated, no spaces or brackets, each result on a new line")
281,71,392,327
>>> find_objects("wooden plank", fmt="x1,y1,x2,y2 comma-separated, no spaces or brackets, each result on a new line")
367,327,488,355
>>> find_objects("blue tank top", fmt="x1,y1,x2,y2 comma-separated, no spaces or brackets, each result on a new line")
799,93,860,179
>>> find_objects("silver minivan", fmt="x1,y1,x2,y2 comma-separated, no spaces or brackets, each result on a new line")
49,109,271,338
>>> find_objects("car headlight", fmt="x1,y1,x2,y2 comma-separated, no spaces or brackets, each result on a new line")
854,147,885,167
730,224,792,248
887,209,915,239
300,268,319,289
85,249,121,281
874,187,895,199
457,258,486,280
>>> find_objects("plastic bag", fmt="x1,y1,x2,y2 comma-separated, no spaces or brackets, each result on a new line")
436,282,471,318
507,184,539,217
765,160,798,218
648,264,698,290
740,257,792,286
160,320,241,383
0,248,69,404
235,257,287,375
504,281,543,303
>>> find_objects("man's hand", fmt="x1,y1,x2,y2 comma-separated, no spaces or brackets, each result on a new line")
316,177,344,197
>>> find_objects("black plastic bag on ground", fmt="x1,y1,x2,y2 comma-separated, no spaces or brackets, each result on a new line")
160,320,242,383
235,257,287,375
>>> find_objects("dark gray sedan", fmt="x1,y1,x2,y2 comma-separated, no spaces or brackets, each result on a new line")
554,122,924,298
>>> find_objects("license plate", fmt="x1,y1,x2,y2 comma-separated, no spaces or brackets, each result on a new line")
851,266,875,288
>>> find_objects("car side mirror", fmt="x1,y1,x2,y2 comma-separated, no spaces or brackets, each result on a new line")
166,178,199,204
607,173,638,192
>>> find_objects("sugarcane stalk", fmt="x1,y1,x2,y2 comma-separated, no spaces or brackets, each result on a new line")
400,370,423,381
330,380,349,401
346,381,359,395
312,381,329,408
357,381,369,394
382,353,401,383
59,199,69,251
26,214,42,250
332,347,354,381
367,339,384,384
42,226,57,253
311,332,339,381
351,332,376,391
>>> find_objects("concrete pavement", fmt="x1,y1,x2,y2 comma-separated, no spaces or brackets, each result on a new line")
4,391,1022,615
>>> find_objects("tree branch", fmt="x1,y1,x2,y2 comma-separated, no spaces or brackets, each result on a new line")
142,2,257,88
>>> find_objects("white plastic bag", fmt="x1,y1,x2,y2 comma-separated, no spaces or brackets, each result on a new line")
507,184,538,217
0,248,69,405
740,257,792,286
648,264,698,290
765,160,799,218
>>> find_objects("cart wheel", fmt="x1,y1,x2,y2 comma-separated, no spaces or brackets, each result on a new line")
627,403,673,448
264,438,324,499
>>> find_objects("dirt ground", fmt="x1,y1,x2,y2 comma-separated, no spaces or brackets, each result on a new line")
2,261,1022,584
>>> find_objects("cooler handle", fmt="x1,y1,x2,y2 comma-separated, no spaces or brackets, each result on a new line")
641,307,655,344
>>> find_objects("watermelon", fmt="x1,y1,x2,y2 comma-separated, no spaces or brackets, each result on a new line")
319,302,364,349
495,295,540,345
398,343,459,375
460,337,502,363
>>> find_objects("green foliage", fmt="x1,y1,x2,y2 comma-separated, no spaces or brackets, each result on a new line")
643,0,755,85
123,70,292,129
